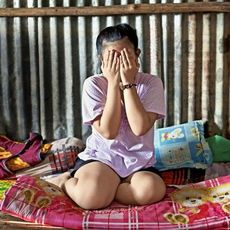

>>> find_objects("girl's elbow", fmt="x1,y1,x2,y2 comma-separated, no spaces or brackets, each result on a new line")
132,128,147,137
101,131,118,140
132,125,151,136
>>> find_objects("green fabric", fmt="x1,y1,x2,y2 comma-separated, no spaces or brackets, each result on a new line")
0,180,16,200
206,135,230,162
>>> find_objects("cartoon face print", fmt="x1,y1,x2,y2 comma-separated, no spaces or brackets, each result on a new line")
161,128,185,142
209,183,230,204
164,187,208,225
161,146,190,165
164,187,210,224
171,188,208,208
170,128,184,139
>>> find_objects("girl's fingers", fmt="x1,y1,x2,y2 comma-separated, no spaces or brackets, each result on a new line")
120,50,128,69
121,48,135,68
112,51,121,70
114,55,121,75
115,55,120,71
102,50,121,79
123,48,131,67
110,50,119,68
104,50,111,67
108,50,113,68
105,50,110,64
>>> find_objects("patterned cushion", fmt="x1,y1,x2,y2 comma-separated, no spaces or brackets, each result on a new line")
49,137,85,173
154,120,213,171
1,175,230,229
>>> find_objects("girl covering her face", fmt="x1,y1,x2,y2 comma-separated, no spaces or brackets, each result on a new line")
46,23,166,210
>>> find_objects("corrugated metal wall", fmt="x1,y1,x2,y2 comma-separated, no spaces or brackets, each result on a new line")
0,0,229,142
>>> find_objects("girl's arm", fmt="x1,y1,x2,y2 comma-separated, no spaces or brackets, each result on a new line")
120,48,157,136
92,50,122,139
123,88,158,136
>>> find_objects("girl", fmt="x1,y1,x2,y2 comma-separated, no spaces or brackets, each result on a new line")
48,23,166,210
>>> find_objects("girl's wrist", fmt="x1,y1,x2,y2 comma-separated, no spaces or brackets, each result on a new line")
120,83,137,91
121,80,135,85
120,73,137,85
108,79,120,88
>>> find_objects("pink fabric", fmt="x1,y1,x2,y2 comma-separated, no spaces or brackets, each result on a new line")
0,176,84,229
79,72,166,177
0,136,25,154
1,175,230,229
0,133,44,179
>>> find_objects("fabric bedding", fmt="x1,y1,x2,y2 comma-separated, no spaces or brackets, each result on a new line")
0,175,229,229
0,133,46,178
0,125,229,229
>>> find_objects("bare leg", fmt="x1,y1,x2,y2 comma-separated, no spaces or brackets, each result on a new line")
63,162,120,210
115,171,166,205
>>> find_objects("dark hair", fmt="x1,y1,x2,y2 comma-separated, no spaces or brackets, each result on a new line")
96,23,138,55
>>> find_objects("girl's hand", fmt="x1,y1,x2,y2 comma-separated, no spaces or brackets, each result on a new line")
120,48,139,84
101,50,120,86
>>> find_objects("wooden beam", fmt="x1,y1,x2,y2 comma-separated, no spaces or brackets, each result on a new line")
0,3,229,17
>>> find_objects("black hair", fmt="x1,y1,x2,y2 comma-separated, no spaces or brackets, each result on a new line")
96,23,138,55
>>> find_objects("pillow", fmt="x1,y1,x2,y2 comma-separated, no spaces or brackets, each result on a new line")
49,137,85,173
153,120,213,171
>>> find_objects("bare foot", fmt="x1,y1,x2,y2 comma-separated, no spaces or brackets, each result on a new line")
45,172,71,189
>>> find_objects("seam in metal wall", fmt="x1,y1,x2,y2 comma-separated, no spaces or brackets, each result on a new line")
0,0,229,141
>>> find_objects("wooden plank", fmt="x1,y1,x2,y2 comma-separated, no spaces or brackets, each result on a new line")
0,212,67,230
0,3,229,17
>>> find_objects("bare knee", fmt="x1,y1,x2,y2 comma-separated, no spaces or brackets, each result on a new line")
65,178,113,209
64,178,115,210
74,188,112,210
135,181,166,205
64,162,120,209
132,173,166,205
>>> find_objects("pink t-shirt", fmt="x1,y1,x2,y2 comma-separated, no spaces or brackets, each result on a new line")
78,72,166,177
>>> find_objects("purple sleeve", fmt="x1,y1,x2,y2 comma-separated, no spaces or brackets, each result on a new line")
81,77,106,125
140,76,166,119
